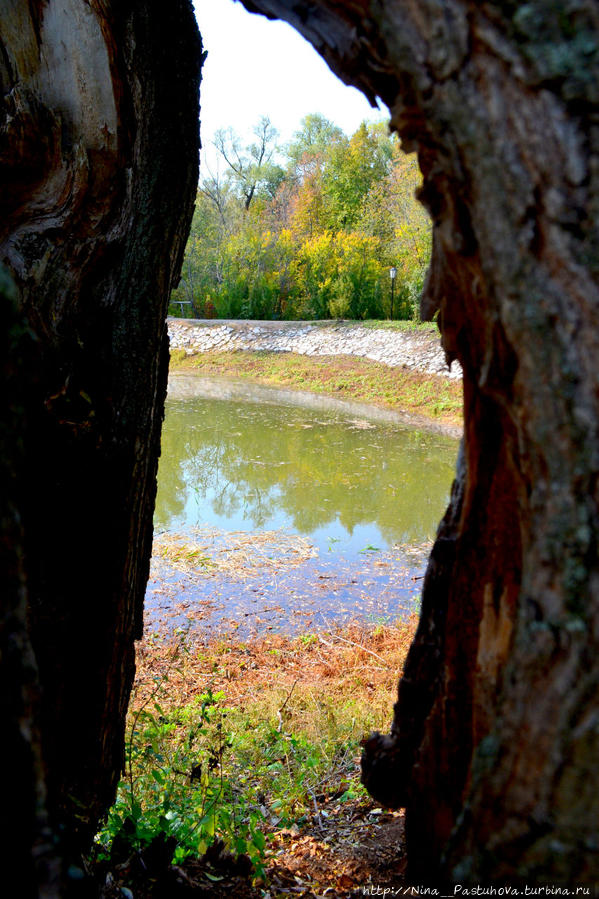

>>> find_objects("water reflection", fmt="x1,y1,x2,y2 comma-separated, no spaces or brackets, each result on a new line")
155,381,458,559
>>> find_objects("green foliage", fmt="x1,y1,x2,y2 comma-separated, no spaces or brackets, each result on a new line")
170,115,431,322
96,682,368,881
96,688,271,874
322,122,393,231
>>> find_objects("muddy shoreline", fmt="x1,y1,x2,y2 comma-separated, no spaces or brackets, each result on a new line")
167,370,462,439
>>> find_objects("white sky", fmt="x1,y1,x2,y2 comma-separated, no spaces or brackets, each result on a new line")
193,0,389,173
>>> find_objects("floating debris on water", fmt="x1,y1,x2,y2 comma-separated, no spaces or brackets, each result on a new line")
153,528,317,580
146,527,432,640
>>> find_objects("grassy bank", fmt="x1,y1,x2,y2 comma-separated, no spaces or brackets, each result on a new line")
358,319,437,331
170,349,462,431
95,620,415,895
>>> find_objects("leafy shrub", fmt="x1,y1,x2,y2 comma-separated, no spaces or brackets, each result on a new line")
95,680,368,883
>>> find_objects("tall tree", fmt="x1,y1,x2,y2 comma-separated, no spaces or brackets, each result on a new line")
322,121,393,229
214,115,284,210
286,112,344,176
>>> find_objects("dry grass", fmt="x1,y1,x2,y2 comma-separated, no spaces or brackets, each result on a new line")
134,617,417,740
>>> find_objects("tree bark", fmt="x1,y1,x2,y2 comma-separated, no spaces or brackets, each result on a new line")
0,265,60,895
242,0,599,884
0,0,202,875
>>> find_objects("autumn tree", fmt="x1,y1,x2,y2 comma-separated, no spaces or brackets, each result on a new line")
360,145,431,313
322,122,393,230
173,118,423,320
285,112,345,182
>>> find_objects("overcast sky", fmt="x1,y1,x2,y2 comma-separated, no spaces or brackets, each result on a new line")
193,0,389,171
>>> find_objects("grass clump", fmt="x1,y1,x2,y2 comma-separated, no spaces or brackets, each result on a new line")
358,319,437,332
170,347,188,365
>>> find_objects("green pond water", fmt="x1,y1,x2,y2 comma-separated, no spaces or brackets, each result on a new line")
147,376,459,635
154,377,458,558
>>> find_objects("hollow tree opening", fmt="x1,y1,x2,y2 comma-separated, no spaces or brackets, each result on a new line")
2,0,599,890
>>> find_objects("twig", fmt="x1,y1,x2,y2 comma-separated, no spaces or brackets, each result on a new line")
127,636,188,808
277,678,298,732
307,785,325,834
318,633,388,666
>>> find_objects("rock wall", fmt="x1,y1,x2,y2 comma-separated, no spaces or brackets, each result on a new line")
168,319,462,379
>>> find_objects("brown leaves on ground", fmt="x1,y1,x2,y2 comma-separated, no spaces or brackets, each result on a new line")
99,802,406,897
133,617,417,727
266,802,407,896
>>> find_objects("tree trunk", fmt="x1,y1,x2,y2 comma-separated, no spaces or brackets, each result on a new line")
243,0,599,884
0,0,202,876
0,265,61,894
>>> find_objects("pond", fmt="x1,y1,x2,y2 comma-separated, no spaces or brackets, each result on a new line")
146,374,459,637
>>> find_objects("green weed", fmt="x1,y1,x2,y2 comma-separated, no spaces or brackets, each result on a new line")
169,348,188,366
96,688,270,877
95,679,368,882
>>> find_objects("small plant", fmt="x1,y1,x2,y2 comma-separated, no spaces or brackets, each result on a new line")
96,688,270,879
95,667,370,885
298,633,318,646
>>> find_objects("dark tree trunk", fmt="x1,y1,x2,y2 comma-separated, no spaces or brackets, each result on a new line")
243,0,599,885
0,0,202,879
0,266,60,894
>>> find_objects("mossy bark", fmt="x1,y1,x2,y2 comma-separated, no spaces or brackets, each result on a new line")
0,0,202,874
243,0,599,884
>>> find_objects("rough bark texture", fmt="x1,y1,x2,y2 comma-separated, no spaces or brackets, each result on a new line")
242,0,599,884
0,0,202,875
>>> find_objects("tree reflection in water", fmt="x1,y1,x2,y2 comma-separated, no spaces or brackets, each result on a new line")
154,390,458,558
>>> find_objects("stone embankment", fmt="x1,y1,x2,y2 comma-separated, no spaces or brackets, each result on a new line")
168,319,462,380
